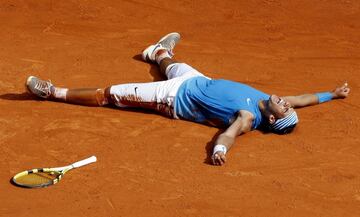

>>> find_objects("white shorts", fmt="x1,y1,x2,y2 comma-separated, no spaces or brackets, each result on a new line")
109,63,206,118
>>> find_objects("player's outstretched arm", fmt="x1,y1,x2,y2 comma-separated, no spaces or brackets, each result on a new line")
283,83,350,108
212,110,253,166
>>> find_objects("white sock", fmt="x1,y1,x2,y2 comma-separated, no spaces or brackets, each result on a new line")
53,87,68,100
155,50,171,65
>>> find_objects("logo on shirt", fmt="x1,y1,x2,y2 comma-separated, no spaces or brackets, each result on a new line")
246,98,251,106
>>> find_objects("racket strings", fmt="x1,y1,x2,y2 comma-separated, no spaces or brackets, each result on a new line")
14,172,59,186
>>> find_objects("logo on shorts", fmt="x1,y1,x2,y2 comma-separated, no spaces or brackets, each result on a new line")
134,87,138,96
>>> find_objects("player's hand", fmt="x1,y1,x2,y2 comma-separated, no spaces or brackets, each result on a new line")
212,151,226,166
332,82,350,99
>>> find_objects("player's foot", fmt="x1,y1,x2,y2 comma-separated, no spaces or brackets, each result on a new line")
26,76,53,99
142,32,180,62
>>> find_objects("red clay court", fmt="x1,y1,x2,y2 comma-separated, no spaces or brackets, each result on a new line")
0,1,359,216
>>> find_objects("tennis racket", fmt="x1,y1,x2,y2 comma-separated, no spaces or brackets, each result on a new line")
12,156,97,188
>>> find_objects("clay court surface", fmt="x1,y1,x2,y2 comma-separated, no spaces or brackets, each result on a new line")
1,0,360,216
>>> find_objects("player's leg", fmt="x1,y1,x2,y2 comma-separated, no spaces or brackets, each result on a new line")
26,76,108,106
106,80,177,117
142,32,206,80
142,32,181,78
157,51,178,76
25,75,178,117
66,88,108,106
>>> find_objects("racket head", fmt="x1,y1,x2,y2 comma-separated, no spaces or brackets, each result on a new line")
12,168,63,188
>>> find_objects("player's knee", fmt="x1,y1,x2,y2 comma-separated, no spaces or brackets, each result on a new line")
103,86,115,106
95,88,108,106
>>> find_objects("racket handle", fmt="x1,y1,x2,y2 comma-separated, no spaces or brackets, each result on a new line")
72,156,97,168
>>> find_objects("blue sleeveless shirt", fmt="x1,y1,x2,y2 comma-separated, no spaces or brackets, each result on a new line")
174,77,269,129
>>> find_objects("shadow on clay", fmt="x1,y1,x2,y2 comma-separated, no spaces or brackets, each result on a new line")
0,92,38,101
203,129,224,165
132,54,167,82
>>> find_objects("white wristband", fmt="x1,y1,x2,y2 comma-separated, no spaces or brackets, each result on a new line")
213,144,227,156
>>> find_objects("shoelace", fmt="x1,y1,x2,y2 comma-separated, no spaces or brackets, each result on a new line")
160,38,177,57
168,40,175,50
34,79,52,97
170,41,176,56
165,40,176,57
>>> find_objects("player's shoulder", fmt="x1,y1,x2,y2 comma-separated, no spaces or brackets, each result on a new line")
231,110,254,133
237,110,255,122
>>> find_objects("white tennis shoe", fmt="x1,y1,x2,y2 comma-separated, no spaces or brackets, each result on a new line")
142,32,180,62
26,76,53,99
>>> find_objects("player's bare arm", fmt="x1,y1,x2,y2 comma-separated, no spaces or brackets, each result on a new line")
283,83,350,108
212,110,254,166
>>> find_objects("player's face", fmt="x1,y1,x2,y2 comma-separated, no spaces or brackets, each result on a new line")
268,95,294,119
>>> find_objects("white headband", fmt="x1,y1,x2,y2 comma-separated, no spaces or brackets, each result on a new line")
271,111,299,131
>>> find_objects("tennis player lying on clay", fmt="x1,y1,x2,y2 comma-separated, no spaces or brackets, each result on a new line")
25,32,351,166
